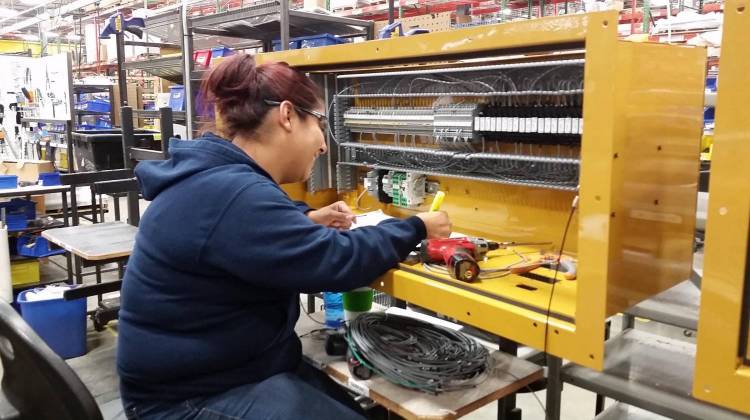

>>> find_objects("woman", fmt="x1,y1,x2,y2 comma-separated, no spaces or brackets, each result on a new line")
117,54,451,419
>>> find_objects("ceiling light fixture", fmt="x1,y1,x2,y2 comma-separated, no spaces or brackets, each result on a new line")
0,0,99,35
0,7,19,18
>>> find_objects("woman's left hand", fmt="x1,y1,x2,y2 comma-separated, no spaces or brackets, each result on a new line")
307,201,357,230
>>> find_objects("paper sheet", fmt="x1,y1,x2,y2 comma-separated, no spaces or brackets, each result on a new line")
351,210,468,238
350,210,394,229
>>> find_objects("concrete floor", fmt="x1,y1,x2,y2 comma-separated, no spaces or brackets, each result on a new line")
28,197,696,419
61,298,689,420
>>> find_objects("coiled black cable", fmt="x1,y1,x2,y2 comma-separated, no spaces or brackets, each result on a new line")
346,312,490,394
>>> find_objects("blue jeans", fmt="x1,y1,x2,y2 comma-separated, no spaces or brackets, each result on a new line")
124,362,365,420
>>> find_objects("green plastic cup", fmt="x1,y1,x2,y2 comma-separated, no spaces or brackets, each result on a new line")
342,287,374,321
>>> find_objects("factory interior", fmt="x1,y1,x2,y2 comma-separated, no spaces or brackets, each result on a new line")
0,0,746,418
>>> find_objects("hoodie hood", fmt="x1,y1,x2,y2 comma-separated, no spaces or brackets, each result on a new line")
135,133,274,200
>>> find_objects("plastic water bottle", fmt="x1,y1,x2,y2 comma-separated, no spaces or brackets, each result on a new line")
323,292,345,329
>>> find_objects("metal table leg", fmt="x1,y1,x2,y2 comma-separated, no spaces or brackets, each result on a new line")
74,255,83,285
498,338,522,420
114,195,121,221
95,264,102,303
65,252,73,285
595,320,613,415
61,190,69,227
546,355,563,420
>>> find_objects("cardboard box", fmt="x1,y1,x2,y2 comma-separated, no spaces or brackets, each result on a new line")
30,195,46,216
113,83,142,126
303,0,327,9
0,160,55,184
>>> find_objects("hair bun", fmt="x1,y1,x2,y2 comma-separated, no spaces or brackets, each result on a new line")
199,54,322,138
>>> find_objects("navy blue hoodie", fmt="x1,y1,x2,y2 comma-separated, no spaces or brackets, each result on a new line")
116,133,426,404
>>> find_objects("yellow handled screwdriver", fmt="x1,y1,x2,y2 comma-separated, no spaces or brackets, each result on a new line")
429,191,445,212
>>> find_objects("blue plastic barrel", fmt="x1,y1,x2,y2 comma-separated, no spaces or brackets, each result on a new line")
17,289,87,359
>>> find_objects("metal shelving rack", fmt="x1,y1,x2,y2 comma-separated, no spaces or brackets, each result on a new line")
122,9,184,84
73,84,116,129
123,56,184,84
120,2,371,136
181,0,374,137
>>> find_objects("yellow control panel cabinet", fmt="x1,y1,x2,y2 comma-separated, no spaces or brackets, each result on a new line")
260,11,706,370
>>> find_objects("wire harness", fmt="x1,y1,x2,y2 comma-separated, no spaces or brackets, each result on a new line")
346,312,490,394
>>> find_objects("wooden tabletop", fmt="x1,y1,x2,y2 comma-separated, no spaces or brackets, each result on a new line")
296,312,543,420
42,221,137,261
0,184,70,198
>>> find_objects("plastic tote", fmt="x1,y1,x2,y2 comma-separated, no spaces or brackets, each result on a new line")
0,175,18,189
17,234,65,258
17,287,87,359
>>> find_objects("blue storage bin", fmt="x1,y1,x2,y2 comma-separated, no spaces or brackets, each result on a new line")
211,46,233,57
94,117,112,129
6,214,27,231
0,175,18,189
17,235,65,258
75,98,111,113
272,34,347,51
704,107,715,125
706,76,717,92
169,85,185,112
272,40,300,51
0,199,35,231
18,288,87,359
300,34,348,48
75,124,114,131
38,172,61,186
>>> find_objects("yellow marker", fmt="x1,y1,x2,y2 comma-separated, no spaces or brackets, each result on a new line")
429,191,445,212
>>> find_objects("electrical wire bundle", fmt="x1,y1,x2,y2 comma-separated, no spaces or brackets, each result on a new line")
347,312,490,394
348,146,579,189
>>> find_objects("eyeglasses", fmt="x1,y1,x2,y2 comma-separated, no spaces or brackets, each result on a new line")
263,99,328,133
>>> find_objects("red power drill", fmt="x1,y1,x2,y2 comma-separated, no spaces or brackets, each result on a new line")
419,237,499,282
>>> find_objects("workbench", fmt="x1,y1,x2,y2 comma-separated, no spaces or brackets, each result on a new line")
42,221,137,263
295,311,543,420
42,221,137,329
0,184,71,201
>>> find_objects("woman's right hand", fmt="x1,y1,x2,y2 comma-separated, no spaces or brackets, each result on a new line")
416,211,452,239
